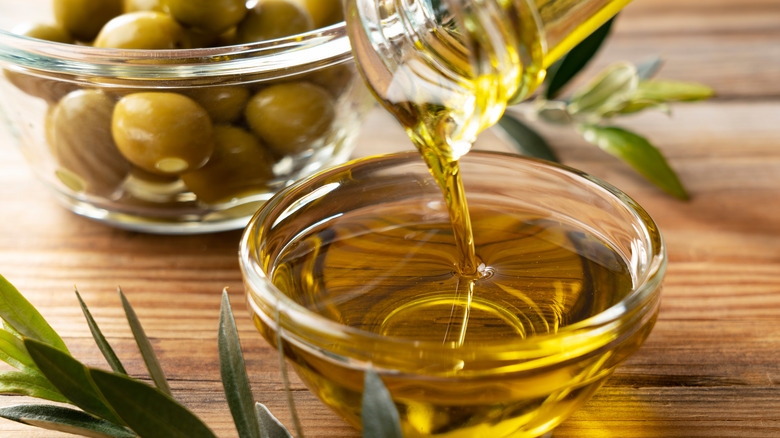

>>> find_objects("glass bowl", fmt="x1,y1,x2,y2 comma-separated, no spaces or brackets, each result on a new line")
240,151,666,437
0,0,373,233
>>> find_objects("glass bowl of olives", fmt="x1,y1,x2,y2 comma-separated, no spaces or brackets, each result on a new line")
0,0,373,233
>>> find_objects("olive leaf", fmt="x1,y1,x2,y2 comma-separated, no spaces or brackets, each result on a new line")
496,114,559,162
256,403,293,438
2,320,22,337
0,328,36,372
567,62,638,118
636,56,664,80
76,289,127,375
632,79,715,102
89,368,217,438
361,369,403,438
23,338,123,425
219,289,261,438
0,370,69,403
544,17,616,99
614,79,716,115
0,404,136,438
533,100,574,125
0,274,68,353
118,288,171,396
578,124,689,199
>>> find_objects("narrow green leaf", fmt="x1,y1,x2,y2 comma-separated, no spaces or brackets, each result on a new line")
0,370,68,403
118,288,171,396
219,289,260,438
89,368,218,438
568,62,638,117
361,369,403,438
579,125,689,199
497,114,559,162
632,80,715,103
76,290,127,374
0,329,36,371
636,56,664,80
544,17,616,99
534,100,574,125
0,404,136,438
614,79,714,115
23,339,122,424
613,100,671,115
0,274,69,353
255,403,293,438
3,320,22,337
76,290,127,375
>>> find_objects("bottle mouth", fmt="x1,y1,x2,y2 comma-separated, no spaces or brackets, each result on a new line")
0,22,352,85
239,151,666,374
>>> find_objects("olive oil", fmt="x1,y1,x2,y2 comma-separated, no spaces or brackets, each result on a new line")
271,199,633,342
263,0,638,436
263,195,635,437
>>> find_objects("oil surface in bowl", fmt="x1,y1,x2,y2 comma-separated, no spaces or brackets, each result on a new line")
264,195,634,437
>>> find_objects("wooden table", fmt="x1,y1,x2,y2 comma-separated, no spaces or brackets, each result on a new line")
1,0,778,436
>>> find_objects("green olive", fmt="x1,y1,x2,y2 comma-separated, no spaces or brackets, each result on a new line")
181,125,275,204
48,89,131,196
164,0,248,36
123,0,166,13
235,0,314,43
244,81,335,155
121,166,186,203
94,11,191,49
11,22,73,44
304,64,355,97
292,0,343,28
53,0,123,41
3,23,78,102
112,92,214,175
186,86,250,123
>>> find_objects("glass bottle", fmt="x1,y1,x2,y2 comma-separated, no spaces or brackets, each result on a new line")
345,0,633,161
345,0,634,275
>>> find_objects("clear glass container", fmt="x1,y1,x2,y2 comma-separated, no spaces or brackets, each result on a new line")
240,151,665,437
0,0,373,233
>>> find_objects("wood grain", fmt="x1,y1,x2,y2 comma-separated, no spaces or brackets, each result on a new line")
1,0,779,436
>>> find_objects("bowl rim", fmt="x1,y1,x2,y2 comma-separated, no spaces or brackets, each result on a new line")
0,21,351,81
239,150,666,363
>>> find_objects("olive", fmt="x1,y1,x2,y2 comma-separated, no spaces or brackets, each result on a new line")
235,0,314,44
292,0,344,28
123,0,166,13
11,22,73,44
186,86,250,123
304,64,355,97
121,166,187,203
47,89,131,196
3,23,78,102
53,0,123,41
181,125,275,204
112,92,214,175
244,81,335,155
94,11,191,49
164,0,248,36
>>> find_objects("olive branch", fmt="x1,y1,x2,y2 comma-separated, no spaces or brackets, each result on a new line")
0,273,402,438
498,17,714,200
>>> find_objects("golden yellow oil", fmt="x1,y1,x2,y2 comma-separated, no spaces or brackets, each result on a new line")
254,195,635,437
256,1,638,436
